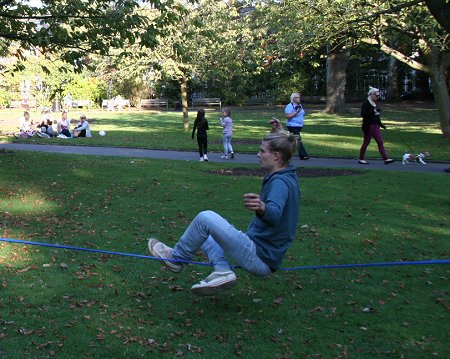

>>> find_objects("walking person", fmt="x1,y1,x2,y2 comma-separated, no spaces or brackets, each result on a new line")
191,109,209,161
147,130,300,296
285,92,309,160
219,108,234,159
358,87,394,164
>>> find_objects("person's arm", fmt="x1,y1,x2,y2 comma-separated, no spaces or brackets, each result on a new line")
285,104,300,120
244,178,289,223
269,117,283,132
191,122,197,139
80,121,89,130
360,101,372,119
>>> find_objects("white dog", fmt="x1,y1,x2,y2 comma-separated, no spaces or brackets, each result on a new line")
402,152,430,165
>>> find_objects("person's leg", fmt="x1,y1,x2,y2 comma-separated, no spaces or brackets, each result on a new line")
359,126,374,160
201,137,207,155
173,210,271,276
201,137,208,160
297,127,308,158
372,125,388,160
197,137,203,157
222,136,228,156
287,127,303,158
227,136,234,155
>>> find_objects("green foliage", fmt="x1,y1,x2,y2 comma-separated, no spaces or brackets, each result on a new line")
0,89,12,107
63,75,104,104
0,1,178,71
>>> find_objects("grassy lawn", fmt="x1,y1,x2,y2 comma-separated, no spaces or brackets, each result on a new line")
1,102,449,161
0,150,449,358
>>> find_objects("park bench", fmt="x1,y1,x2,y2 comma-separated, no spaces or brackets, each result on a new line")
192,97,222,109
102,99,131,111
71,100,92,109
139,98,169,110
9,100,38,110
9,100,22,108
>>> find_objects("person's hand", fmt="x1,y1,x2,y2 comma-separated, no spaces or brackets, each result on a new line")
381,124,387,129
244,193,265,215
268,117,282,132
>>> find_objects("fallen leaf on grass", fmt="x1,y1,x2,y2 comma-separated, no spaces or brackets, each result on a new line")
362,307,377,313
19,328,34,335
169,285,184,291
273,297,283,305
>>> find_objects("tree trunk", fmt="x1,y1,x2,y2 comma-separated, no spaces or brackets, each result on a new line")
324,49,350,114
423,45,450,138
180,77,189,131
386,56,400,100
425,0,450,33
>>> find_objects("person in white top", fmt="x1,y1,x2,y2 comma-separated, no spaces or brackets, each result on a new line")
57,110,72,138
73,114,92,138
18,111,34,132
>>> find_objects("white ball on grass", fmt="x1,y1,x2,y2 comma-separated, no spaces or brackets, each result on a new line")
99,130,106,136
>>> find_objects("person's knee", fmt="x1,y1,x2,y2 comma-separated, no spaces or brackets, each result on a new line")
197,210,215,220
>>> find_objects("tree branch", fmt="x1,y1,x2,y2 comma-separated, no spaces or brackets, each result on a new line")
352,0,423,23
361,37,430,73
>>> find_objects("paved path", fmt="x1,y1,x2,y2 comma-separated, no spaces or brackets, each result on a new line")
1,143,449,174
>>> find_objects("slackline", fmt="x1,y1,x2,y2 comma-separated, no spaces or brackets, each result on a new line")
1,237,449,271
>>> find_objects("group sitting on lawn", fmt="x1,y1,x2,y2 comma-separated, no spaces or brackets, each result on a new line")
14,110,92,139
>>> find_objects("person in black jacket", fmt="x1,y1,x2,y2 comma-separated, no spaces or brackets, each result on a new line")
358,87,394,165
191,108,210,161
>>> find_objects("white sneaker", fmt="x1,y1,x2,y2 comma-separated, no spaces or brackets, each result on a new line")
191,271,237,296
199,157,204,161
147,238,183,273
57,134,67,139
203,154,208,162
220,155,228,159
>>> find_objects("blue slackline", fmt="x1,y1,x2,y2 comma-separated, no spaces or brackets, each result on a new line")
1,237,449,271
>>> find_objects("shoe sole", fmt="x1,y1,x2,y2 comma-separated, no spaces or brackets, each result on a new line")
147,238,183,273
191,279,237,296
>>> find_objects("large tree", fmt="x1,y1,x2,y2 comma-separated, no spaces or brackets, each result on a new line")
358,0,450,137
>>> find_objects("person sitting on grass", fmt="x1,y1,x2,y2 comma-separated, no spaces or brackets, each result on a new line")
13,111,36,138
36,108,55,138
148,130,300,296
72,114,92,138
56,109,72,138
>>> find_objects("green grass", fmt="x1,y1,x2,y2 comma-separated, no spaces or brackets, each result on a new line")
0,151,449,358
1,103,449,161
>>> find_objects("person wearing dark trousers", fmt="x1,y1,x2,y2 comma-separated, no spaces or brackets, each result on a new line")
285,92,309,160
191,108,209,161
358,87,394,165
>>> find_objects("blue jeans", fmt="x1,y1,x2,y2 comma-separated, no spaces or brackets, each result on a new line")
172,210,271,276
222,135,233,155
